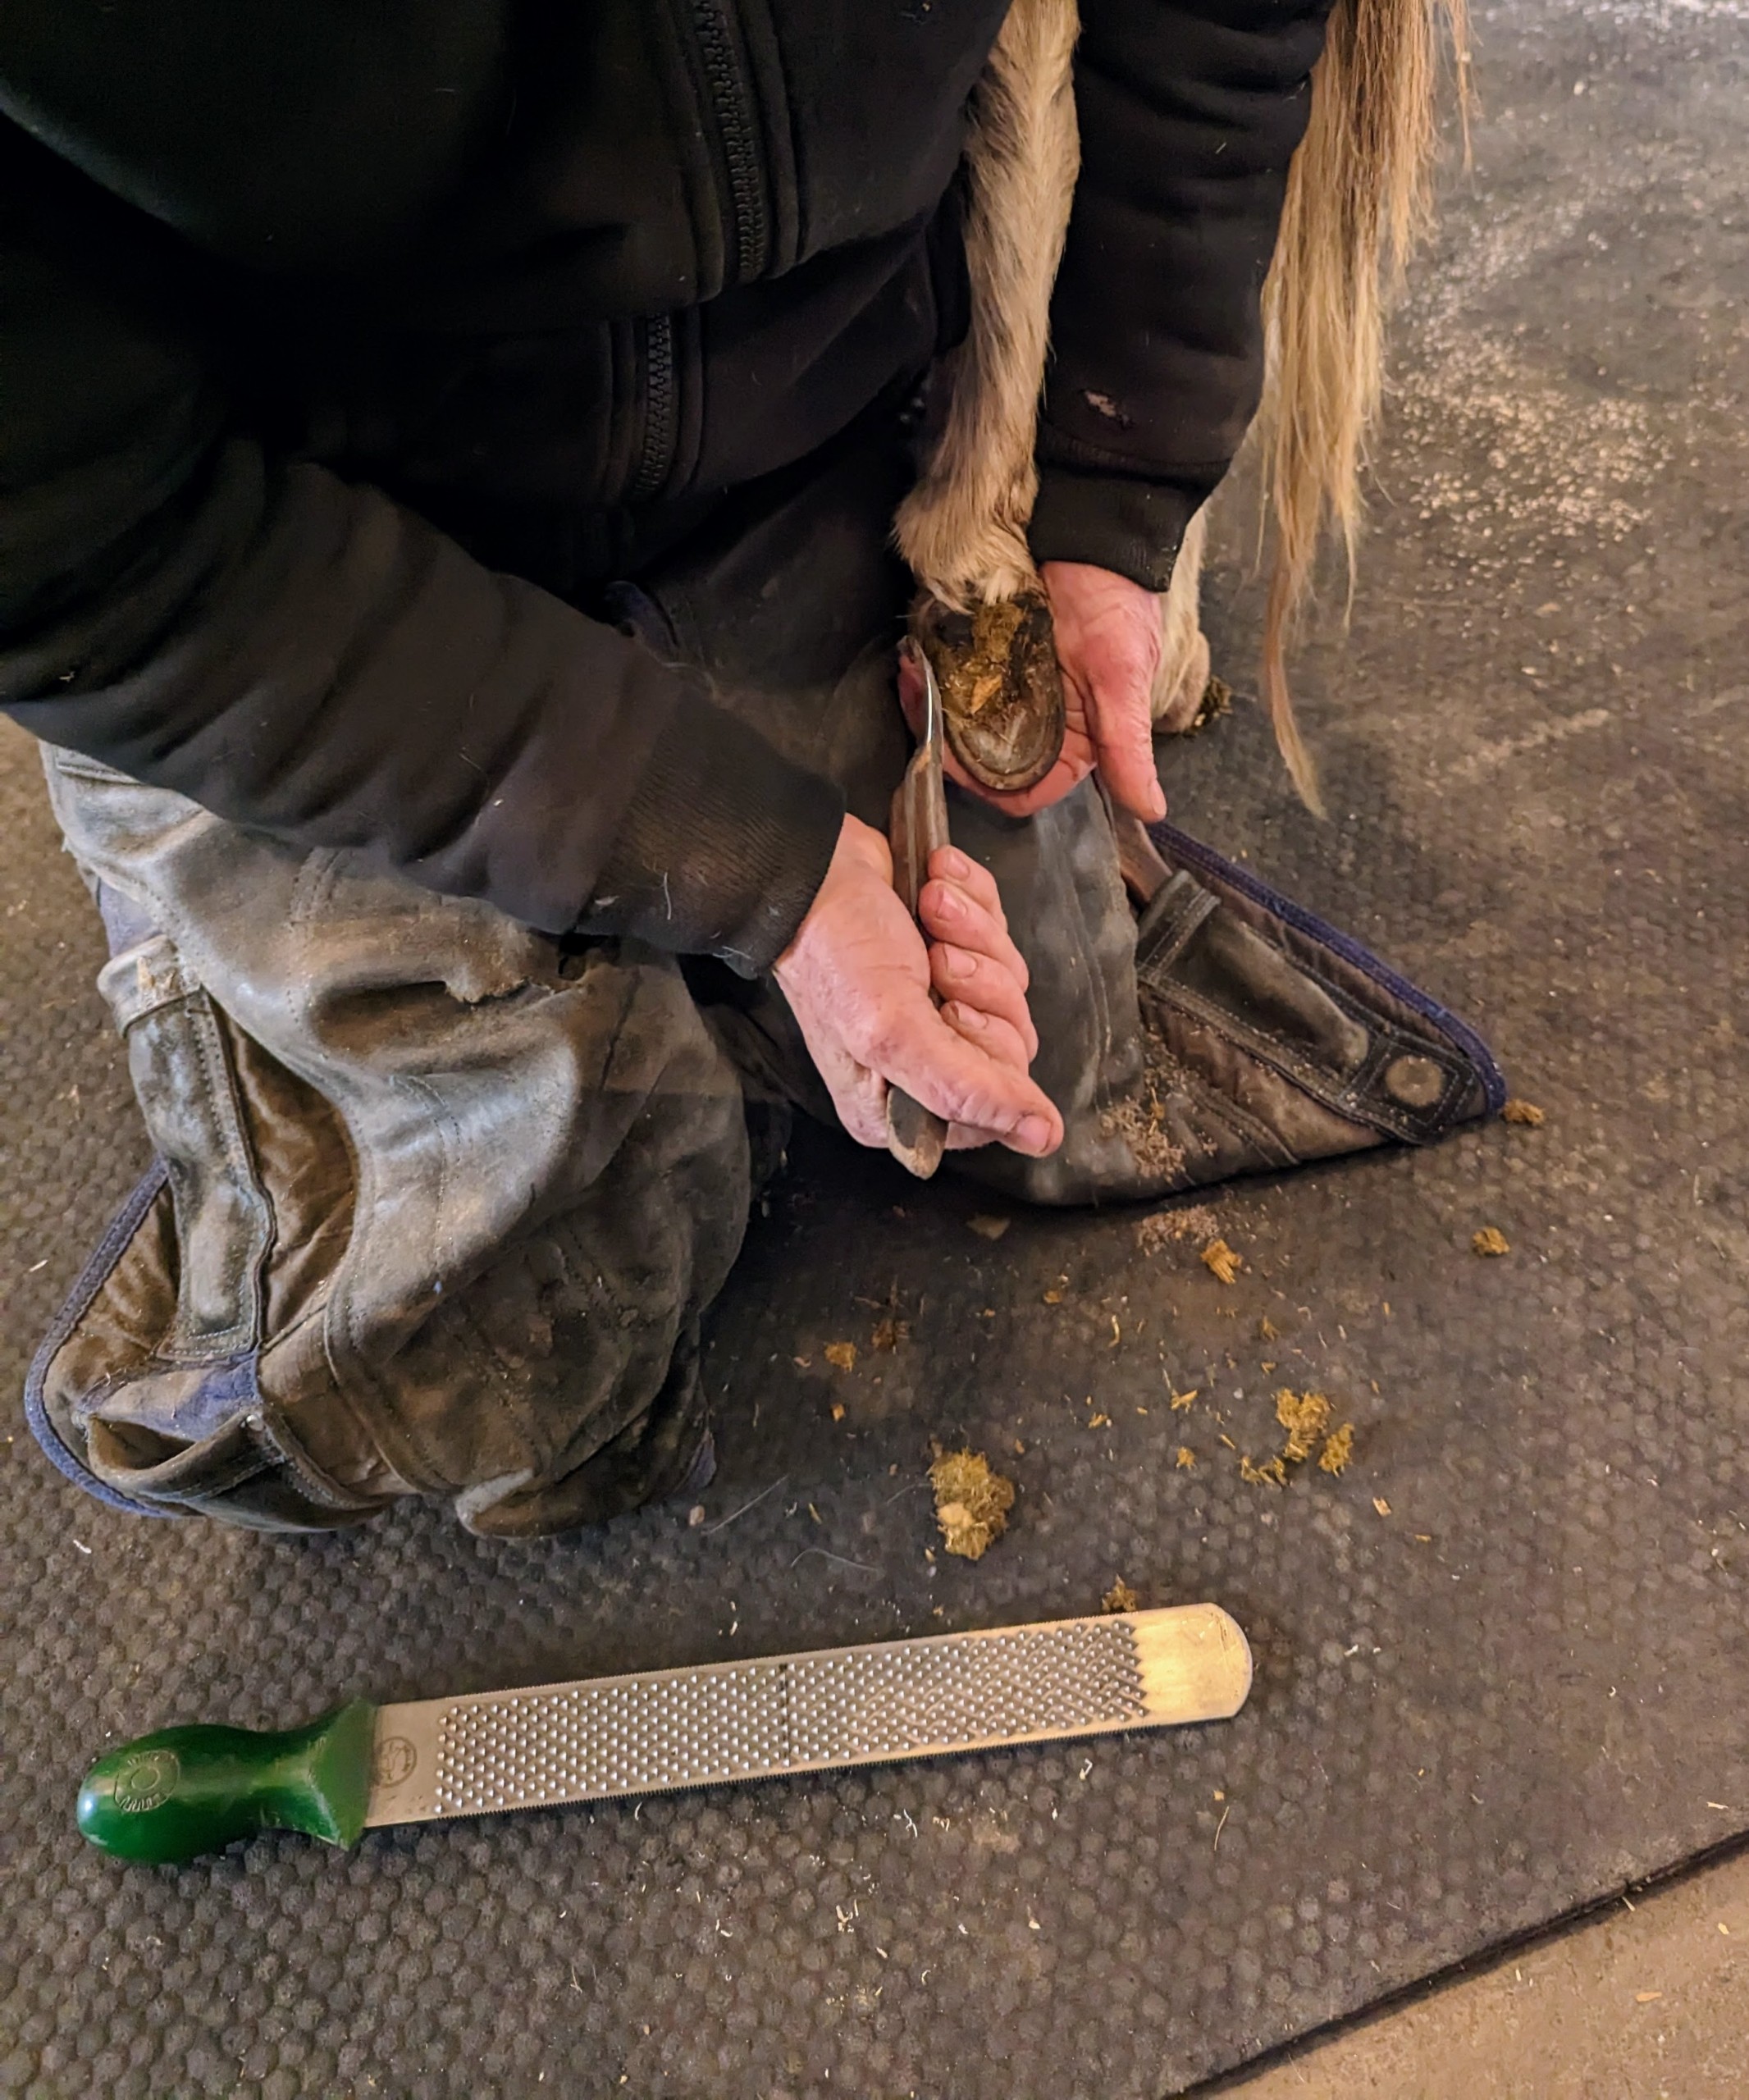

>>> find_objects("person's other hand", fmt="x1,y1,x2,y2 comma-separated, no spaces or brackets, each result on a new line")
903,561,1167,821
773,814,1063,1157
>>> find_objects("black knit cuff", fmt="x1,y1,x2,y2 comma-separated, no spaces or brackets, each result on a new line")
1027,467,1200,594
577,684,845,976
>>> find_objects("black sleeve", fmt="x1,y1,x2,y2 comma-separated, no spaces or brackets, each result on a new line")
1030,0,1335,590
0,146,841,975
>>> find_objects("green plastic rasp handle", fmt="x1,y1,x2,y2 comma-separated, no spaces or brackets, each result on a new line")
76,1701,377,1864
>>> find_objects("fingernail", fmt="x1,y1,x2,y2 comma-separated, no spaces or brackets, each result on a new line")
940,946,975,979
949,1001,987,1030
1015,1115,1053,1152
938,847,970,879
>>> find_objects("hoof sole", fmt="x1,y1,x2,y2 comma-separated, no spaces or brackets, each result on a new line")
910,589,1066,793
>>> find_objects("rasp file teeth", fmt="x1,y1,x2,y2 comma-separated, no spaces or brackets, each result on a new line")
430,1621,1147,1818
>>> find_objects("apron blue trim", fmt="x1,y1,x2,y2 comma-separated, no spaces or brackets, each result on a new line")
24,1161,185,1518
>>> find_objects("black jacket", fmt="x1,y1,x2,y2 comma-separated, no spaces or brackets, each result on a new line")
1,0,1331,970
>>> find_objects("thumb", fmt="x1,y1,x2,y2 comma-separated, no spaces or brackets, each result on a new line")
1087,670,1167,821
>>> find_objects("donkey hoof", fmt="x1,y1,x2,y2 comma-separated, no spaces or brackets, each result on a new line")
909,588,1066,794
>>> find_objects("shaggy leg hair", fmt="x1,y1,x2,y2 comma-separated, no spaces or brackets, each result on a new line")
1150,504,1212,733
893,0,1080,611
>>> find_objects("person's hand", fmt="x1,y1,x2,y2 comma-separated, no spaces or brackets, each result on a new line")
904,562,1167,821
773,815,1063,1158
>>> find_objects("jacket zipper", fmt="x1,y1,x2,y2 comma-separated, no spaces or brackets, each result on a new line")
630,5,767,502
628,313,678,503
689,0,769,284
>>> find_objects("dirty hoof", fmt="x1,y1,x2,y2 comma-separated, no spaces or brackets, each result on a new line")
1180,674,1232,738
910,588,1066,794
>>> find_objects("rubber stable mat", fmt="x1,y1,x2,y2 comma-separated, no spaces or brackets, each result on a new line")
2,6,1746,2094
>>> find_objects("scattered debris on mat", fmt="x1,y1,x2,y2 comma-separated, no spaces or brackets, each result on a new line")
1319,1423,1354,1475
1136,1203,1220,1255
1238,1390,1357,1489
1472,1226,1511,1257
824,1340,858,1370
1240,1454,1288,1488
1200,1238,1244,1285
966,1214,1011,1241
929,1448,1016,1561
1102,1577,1140,1614
1276,1389,1331,1464
1502,1098,1546,1126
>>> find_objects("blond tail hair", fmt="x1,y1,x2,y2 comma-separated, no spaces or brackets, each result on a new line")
1254,0,1472,814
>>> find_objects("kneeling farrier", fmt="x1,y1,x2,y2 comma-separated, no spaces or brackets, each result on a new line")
1,0,1494,1535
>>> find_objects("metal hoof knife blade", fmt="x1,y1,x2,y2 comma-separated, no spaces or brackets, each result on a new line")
886,640,952,1178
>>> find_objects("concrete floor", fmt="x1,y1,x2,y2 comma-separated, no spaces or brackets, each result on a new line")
1234,1848,1749,2098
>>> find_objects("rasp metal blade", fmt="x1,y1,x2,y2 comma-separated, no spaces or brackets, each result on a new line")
363,1605,1250,1829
